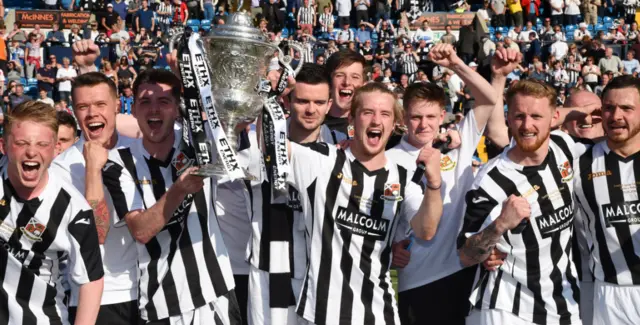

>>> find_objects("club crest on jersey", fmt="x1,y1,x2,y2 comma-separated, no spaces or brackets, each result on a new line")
347,125,355,139
558,161,574,183
381,183,403,201
20,218,45,242
172,152,194,175
440,156,456,171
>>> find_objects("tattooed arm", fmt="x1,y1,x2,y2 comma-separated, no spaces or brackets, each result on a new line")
86,169,110,245
458,194,531,267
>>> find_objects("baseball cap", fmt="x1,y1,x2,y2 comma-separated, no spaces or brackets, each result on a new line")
107,3,113,7
579,22,587,28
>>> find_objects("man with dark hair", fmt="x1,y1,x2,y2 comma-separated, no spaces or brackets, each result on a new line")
390,43,501,325
102,68,241,325
51,39,141,325
56,110,79,155
323,50,367,143
571,75,640,325
36,60,56,99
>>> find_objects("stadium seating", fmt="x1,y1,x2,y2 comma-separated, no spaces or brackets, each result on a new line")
201,19,212,32
603,16,614,25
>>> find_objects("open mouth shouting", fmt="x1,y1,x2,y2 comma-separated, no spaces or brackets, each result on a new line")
366,128,383,147
338,89,354,102
21,161,41,181
147,117,163,131
86,121,106,138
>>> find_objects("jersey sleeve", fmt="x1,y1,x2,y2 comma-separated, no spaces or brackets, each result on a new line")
288,141,336,190
456,109,486,166
102,159,145,223
550,129,593,159
67,208,104,285
456,185,502,249
399,179,427,225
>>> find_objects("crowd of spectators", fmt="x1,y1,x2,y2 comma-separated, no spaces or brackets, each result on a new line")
0,0,639,118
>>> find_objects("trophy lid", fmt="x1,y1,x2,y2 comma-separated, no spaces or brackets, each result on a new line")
209,12,272,45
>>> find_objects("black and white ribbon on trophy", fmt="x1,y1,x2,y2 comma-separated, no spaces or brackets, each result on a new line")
176,31,245,180
258,56,293,192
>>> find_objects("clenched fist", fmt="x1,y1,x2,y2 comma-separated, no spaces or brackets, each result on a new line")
491,48,522,78
72,40,100,71
496,195,531,231
83,141,108,172
417,145,441,187
427,43,462,68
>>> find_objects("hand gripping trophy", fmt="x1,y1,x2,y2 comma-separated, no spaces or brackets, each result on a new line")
169,12,303,191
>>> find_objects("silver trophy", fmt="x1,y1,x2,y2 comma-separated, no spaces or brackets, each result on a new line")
170,12,304,178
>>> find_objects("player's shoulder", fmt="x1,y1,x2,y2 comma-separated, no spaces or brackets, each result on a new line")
48,172,92,212
294,140,336,157
471,153,505,189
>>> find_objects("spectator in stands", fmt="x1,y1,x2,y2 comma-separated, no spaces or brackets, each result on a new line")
43,0,58,9
399,43,419,81
582,56,601,89
395,18,410,41
622,49,640,76
518,22,535,51
318,5,334,38
564,0,580,25
78,0,102,11
540,17,554,35
297,0,316,35
336,23,355,47
376,19,395,44
46,23,66,46
354,0,370,25
628,22,639,42
262,0,283,32
359,40,374,66
507,0,524,27
598,47,623,76
582,0,599,25
504,36,520,51
355,22,374,46
477,1,492,24
186,0,201,22
7,83,31,112
37,89,55,107
440,25,457,45
374,42,390,69
316,54,326,65
494,29,504,42
529,61,546,80
126,0,141,28
567,43,583,62
575,22,592,41
85,21,100,42
525,32,541,63
68,24,83,44
374,0,390,21
492,0,507,27
7,23,27,44
112,0,128,20
550,59,569,89
24,33,42,79
521,0,539,24
566,54,582,85
56,57,76,105
102,4,121,35
156,0,173,33
5,61,21,85
116,56,137,87
549,0,564,27
550,33,569,61
553,24,566,41
136,0,155,33
120,84,134,114
508,24,521,42
593,71,610,96
1,80,16,112
134,27,151,44
36,60,56,99
336,0,351,27
412,21,434,44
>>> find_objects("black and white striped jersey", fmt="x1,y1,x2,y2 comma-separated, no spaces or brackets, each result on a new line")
457,131,591,324
573,141,640,286
298,5,316,25
400,52,419,76
0,169,104,324
318,13,334,32
289,143,424,325
101,132,235,321
50,134,139,306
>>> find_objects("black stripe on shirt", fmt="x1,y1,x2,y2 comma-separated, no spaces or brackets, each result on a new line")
69,209,104,282
0,248,8,325
313,149,346,324
29,190,71,274
194,190,229,296
489,269,503,309
606,152,640,284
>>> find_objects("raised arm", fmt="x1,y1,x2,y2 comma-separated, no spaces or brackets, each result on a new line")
72,40,100,74
83,141,111,244
409,145,443,241
428,43,498,130
486,48,522,148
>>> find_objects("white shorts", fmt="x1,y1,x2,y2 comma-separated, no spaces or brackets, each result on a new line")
151,291,240,325
466,309,534,325
593,279,640,325
248,265,303,325
580,281,594,325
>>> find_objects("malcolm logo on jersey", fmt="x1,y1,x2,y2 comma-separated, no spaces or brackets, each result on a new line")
603,200,640,227
535,205,574,238
335,206,390,240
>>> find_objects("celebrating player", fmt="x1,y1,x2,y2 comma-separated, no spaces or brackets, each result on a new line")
101,69,240,325
0,101,104,325
458,80,591,324
573,75,640,325
281,82,444,324
390,44,504,325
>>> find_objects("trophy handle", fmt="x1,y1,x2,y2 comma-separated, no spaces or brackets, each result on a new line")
277,40,304,76
168,27,186,55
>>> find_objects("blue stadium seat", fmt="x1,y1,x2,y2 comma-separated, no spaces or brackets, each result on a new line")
595,23,606,32
565,25,577,34
201,19,211,27
536,24,543,31
488,26,495,34
587,24,595,32
190,26,199,32
597,16,603,24
498,26,509,34
27,78,37,86
577,14,583,22
604,22,614,30
603,16,613,24
536,18,543,25
566,34,575,42
281,27,289,38
187,19,201,27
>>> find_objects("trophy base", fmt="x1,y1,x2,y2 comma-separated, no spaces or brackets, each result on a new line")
190,163,259,181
